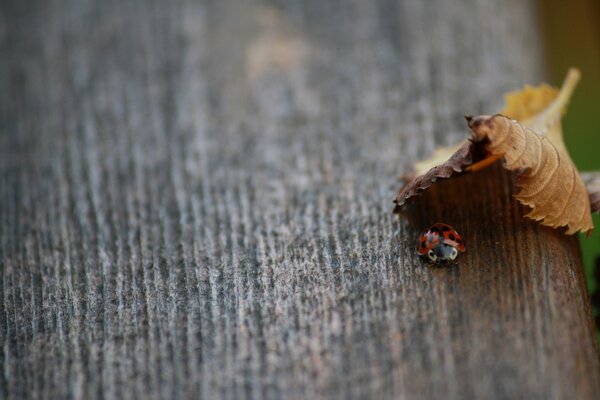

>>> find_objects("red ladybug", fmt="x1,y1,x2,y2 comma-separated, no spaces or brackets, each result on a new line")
418,223,465,263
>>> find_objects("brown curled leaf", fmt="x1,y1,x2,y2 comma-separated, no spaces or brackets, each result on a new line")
394,141,473,212
412,141,470,177
467,114,592,235
407,70,577,179
394,69,595,234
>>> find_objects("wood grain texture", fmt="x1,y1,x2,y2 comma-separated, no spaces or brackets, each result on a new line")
1,0,599,399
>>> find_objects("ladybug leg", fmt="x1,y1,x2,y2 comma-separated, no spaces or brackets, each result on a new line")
464,153,503,173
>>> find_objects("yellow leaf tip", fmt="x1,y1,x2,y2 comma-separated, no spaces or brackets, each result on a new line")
566,67,581,84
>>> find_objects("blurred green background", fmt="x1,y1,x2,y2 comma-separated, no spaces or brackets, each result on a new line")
540,0,600,331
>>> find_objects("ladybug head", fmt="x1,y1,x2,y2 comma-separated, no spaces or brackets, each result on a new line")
427,244,458,263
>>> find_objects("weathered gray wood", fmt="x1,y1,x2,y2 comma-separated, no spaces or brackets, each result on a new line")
1,0,599,399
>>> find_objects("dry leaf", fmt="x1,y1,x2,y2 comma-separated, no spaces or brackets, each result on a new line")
393,141,473,212
501,83,559,124
395,68,596,235
467,114,592,234
412,141,468,177
407,70,578,178
501,70,580,155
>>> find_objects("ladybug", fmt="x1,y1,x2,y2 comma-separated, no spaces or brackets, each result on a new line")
418,223,465,263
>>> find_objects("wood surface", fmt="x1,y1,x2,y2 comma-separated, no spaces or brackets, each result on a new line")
1,0,599,399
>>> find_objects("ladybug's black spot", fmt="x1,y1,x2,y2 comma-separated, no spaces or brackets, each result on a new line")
448,233,456,241
441,225,450,232
430,227,439,234
421,242,426,248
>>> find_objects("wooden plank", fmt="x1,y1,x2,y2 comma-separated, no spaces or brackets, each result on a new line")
1,0,599,399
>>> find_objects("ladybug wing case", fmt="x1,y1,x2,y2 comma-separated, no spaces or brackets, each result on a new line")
418,223,465,255
434,223,465,253
417,231,441,255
